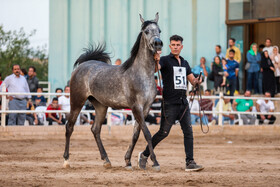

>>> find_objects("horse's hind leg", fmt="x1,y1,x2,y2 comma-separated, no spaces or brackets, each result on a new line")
63,99,85,168
89,99,110,168
124,121,140,169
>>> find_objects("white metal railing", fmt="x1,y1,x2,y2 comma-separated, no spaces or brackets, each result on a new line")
1,83,280,127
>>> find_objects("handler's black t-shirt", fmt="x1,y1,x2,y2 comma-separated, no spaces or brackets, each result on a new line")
159,53,192,104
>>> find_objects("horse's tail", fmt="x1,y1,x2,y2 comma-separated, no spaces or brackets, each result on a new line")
74,43,111,68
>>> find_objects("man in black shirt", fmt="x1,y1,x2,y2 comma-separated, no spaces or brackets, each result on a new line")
138,35,204,171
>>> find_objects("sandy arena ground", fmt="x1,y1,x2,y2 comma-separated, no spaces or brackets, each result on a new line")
0,125,280,186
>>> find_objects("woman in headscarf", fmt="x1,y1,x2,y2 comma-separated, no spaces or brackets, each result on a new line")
246,43,261,94
270,46,280,93
261,50,275,96
212,56,227,92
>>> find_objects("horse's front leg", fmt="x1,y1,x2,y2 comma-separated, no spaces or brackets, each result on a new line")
132,106,160,171
124,121,141,169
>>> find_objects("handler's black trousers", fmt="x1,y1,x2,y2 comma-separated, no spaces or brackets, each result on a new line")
143,101,194,163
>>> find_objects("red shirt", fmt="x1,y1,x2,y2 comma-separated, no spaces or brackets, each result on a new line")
46,104,61,118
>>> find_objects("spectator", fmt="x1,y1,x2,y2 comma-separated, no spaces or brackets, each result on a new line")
154,76,162,95
232,90,256,125
214,45,225,60
20,68,28,79
259,44,265,53
192,57,210,78
261,50,275,96
225,49,239,98
246,43,261,94
34,87,47,107
115,58,122,65
215,94,235,125
270,46,280,94
256,92,276,124
225,38,241,92
188,91,207,125
0,64,31,125
46,97,65,125
226,38,241,63
263,38,273,57
58,86,71,117
26,99,39,125
258,44,265,95
212,56,227,92
27,66,39,95
199,89,216,125
55,88,63,98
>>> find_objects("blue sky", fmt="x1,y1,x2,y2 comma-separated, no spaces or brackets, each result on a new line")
0,0,49,50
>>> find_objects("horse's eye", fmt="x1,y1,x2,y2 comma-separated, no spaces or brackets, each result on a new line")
145,30,149,34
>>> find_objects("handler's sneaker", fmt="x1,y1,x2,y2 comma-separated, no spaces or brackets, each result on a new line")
185,160,204,172
138,152,148,169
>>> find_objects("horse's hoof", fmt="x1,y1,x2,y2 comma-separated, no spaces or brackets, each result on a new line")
63,160,70,168
125,165,133,170
103,161,112,169
152,165,161,172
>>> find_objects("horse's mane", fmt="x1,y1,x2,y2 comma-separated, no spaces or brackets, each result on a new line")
73,43,111,68
121,21,157,72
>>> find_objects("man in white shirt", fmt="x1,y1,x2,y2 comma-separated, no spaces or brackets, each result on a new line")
263,38,274,57
256,92,276,124
58,86,70,118
188,90,208,125
0,64,31,125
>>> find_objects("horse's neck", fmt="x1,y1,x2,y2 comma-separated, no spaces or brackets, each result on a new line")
133,37,155,76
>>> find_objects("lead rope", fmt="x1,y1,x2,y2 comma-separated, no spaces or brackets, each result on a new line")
155,61,209,134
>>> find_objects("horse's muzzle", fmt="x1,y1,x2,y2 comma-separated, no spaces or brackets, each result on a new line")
154,38,163,52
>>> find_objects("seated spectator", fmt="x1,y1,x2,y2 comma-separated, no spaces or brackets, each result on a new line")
256,92,276,124
188,91,207,125
58,86,71,116
26,99,39,125
232,90,256,125
192,57,210,79
46,97,65,125
215,94,235,125
55,88,63,98
199,89,216,125
34,87,47,106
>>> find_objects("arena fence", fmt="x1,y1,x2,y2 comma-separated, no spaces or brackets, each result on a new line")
1,83,280,127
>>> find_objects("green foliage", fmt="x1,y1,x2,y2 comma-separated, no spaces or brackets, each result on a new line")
0,25,48,81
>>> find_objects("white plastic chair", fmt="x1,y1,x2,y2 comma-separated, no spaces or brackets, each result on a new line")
35,106,48,126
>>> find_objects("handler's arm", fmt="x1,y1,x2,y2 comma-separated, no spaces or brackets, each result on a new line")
187,73,202,86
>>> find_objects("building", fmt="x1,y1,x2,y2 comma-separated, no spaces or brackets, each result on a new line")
49,0,280,92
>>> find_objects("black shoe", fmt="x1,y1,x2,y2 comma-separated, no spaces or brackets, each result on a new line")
185,160,204,172
138,152,148,169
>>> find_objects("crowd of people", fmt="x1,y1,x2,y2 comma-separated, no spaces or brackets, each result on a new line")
0,37,279,126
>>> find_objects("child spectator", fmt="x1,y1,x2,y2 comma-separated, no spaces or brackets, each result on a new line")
46,97,65,125
55,88,63,98
34,87,47,106
26,99,39,125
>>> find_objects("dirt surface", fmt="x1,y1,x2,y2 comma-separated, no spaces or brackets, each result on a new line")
0,125,280,186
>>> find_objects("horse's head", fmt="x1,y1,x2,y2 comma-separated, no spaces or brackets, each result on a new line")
140,13,163,54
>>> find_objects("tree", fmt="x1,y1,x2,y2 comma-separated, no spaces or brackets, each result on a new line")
0,25,48,81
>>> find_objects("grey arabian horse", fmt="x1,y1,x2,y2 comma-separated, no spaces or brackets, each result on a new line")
63,13,163,170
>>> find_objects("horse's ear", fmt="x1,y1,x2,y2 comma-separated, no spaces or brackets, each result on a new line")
139,14,145,24
153,12,159,23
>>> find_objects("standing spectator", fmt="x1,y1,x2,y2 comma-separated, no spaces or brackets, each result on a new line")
46,97,65,125
270,46,280,93
225,49,239,98
256,92,276,124
263,38,273,57
34,87,47,106
58,86,71,118
115,58,122,65
259,44,265,53
225,38,241,92
0,64,31,125
27,66,39,94
246,43,261,94
192,57,210,78
55,88,63,98
214,45,225,60
20,68,28,79
232,90,256,125
261,51,275,96
199,89,216,125
212,56,227,92
215,94,235,125
258,44,265,94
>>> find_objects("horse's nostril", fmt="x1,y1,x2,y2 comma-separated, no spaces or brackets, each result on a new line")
154,38,163,47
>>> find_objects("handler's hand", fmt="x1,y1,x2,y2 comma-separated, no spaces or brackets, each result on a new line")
154,51,161,62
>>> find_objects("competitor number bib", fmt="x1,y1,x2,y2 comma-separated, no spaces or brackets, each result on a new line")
173,66,187,90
